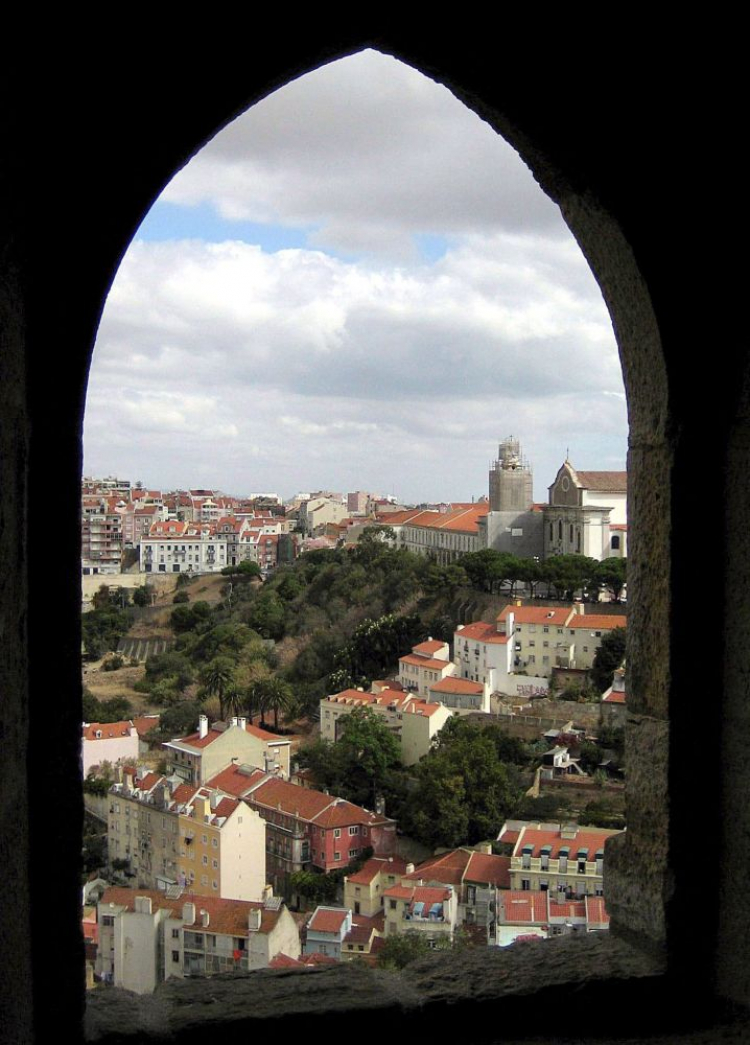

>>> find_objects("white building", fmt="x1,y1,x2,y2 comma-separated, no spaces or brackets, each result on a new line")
139,520,228,574
543,462,627,560
398,639,455,697
82,720,139,777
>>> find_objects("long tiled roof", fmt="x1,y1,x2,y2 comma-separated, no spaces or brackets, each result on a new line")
82,720,135,741
430,677,485,694
568,614,626,630
575,470,627,493
514,825,621,858
497,605,576,626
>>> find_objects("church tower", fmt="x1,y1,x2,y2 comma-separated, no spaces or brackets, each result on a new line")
489,436,534,512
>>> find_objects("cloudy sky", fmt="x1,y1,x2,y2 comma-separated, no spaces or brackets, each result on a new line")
84,49,627,503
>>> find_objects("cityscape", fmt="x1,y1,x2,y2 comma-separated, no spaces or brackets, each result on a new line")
81,436,628,990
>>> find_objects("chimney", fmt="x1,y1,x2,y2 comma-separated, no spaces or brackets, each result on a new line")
134,896,152,915
182,902,196,925
262,884,273,904
248,908,262,932
200,909,210,928
230,716,238,728
198,714,208,739
405,863,415,874
238,716,247,731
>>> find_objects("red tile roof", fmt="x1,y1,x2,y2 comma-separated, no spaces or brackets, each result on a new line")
82,720,135,741
568,614,626,631
498,605,576,626
514,825,621,859
399,654,454,671
204,764,266,797
131,715,160,736
430,677,485,695
346,855,410,885
465,852,511,888
500,891,549,924
412,640,448,657
308,908,350,934
455,621,508,645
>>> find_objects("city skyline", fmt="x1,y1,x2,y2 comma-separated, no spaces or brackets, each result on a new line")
83,50,627,503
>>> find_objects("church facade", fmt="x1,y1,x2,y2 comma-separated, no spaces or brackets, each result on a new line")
542,463,627,560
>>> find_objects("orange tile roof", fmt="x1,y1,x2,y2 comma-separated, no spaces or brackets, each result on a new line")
514,825,621,859
346,855,410,885
399,654,454,671
456,621,508,645
465,852,511,888
248,777,338,821
500,891,548,924
430,677,485,694
308,908,350,934
585,896,610,925
498,604,576,626
176,893,282,935
568,614,626,630
404,505,488,534
204,764,266,796
401,700,445,718
404,850,470,888
131,715,160,736
82,720,134,741
412,640,448,656
603,689,626,704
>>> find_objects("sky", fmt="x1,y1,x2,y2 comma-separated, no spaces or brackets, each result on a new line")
83,49,627,504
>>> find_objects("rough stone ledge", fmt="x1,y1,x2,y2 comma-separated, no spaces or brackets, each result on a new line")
85,933,670,1043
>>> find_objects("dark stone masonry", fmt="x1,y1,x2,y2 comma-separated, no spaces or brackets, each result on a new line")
2,18,746,1045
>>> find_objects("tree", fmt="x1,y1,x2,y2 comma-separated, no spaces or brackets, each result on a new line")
336,707,402,808
221,560,261,579
246,677,295,729
200,657,237,719
132,584,153,607
590,627,626,693
402,721,521,849
594,558,627,602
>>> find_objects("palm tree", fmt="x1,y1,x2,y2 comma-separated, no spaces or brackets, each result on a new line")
200,656,236,720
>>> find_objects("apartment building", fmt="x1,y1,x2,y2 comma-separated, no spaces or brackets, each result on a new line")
495,890,610,946
107,767,266,901
319,685,454,765
382,883,457,942
204,763,397,893
499,821,622,899
454,604,626,691
398,638,455,697
164,715,291,784
81,720,139,777
139,520,228,574
96,888,300,992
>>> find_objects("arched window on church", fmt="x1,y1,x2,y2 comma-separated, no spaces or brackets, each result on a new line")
612,534,621,550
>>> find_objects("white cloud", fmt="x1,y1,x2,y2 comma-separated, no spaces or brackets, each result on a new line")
84,51,626,502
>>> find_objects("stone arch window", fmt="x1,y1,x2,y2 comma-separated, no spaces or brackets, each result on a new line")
5,27,746,1045
611,534,621,551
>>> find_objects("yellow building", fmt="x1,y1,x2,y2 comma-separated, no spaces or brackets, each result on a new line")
108,767,266,901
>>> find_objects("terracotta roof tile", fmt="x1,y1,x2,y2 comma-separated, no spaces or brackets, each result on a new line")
308,908,350,934
455,621,508,645
430,677,485,694
83,720,135,741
